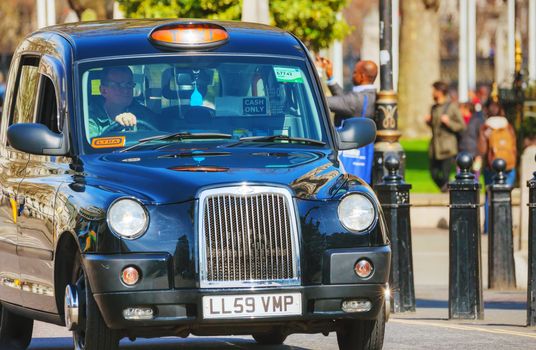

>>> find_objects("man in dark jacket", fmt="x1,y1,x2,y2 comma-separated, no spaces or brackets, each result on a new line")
315,57,377,183
316,57,377,126
89,66,157,139
425,81,466,192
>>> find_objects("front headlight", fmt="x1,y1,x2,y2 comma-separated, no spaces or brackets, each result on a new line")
338,193,376,232
107,198,149,239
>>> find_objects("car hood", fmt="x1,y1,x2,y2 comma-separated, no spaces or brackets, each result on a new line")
79,145,364,204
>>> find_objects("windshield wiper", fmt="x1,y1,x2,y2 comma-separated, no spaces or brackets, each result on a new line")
237,135,326,146
120,132,232,153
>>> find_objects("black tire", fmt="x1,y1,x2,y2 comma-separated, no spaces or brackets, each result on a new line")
0,303,33,350
252,331,287,345
336,306,385,350
72,252,119,350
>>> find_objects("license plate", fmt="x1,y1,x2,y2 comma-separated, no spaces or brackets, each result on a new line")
202,293,302,319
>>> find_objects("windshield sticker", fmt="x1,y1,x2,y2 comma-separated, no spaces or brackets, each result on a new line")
243,97,267,115
274,67,304,83
91,79,101,95
91,136,126,148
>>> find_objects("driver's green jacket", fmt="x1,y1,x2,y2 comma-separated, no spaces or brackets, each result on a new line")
88,97,156,139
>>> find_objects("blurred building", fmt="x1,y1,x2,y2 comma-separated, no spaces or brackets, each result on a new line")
340,0,530,91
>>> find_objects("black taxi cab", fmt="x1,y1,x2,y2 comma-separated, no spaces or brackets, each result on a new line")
0,19,390,350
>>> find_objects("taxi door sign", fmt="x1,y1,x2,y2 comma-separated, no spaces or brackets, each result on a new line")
91,136,126,148
243,97,267,115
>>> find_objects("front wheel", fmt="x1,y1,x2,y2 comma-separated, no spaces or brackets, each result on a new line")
71,252,119,350
0,304,33,350
336,306,385,350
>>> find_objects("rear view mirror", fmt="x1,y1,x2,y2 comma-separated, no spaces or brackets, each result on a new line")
336,118,376,150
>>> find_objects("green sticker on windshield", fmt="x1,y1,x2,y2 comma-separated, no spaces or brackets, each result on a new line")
274,67,304,83
91,79,101,95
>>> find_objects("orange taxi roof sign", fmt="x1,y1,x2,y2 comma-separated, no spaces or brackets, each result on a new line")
149,22,229,49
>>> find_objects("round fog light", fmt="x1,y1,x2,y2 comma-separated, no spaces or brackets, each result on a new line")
354,259,373,278
121,266,140,286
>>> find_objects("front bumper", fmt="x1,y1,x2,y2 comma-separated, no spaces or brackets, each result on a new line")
94,284,388,333
83,245,390,333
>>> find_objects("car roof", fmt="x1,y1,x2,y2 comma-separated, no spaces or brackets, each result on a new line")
42,19,307,61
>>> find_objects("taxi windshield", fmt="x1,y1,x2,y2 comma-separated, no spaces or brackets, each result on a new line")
78,55,328,153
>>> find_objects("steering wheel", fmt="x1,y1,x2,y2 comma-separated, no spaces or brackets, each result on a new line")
100,120,159,134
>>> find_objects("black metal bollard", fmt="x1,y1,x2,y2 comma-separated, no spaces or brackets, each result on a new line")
448,152,483,320
374,156,416,313
488,158,516,289
527,159,536,326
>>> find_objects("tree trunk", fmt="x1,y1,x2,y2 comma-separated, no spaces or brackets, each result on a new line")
398,0,441,137
66,0,113,20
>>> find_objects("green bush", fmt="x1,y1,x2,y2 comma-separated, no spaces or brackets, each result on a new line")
400,138,440,193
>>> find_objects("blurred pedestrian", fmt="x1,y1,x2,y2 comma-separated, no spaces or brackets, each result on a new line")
460,99,472,125
477,101,517,233
315,57,378,184
425,81,466,192
476,84,491,113
448,86,459,104
458,102,484,179
477,101,517,186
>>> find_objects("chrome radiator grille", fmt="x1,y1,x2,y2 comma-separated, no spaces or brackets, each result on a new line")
199,186,300,288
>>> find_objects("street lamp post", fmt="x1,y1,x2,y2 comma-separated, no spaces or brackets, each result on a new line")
372,0,405,185
373,1,415,314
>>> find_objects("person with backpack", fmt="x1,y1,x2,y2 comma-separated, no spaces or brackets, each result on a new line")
477,101,517,186
477,101,517,234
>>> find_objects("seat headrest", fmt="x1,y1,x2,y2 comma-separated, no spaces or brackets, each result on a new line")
161,68,213,100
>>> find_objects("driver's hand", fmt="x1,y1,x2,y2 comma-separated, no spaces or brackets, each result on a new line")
115,112,137,127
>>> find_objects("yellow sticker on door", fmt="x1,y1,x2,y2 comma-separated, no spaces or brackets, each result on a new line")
10,198,17,224
91,136,126,148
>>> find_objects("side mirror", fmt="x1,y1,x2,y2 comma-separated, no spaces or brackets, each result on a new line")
7,123,68,156
336,118,377,150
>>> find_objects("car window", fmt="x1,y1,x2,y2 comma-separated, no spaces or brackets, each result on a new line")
11,57,40,125
35,75,60,133
78,55,327,153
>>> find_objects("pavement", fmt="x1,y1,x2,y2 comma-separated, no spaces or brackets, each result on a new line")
389,226,536,346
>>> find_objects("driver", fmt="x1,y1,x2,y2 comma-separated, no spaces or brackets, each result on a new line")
88,66,156,138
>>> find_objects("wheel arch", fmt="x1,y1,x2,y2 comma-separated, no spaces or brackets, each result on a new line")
54,230,81,325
